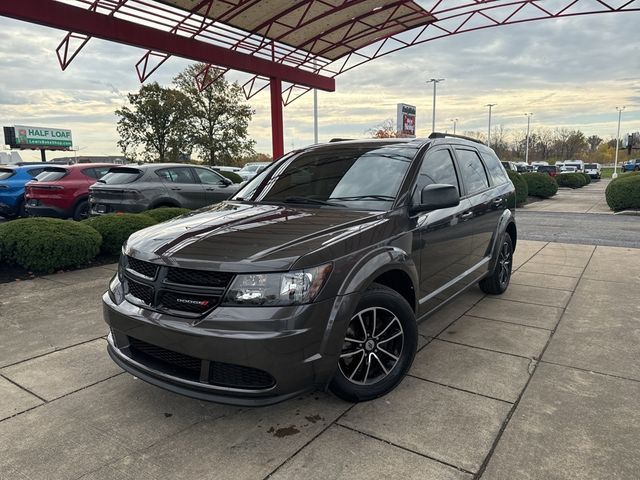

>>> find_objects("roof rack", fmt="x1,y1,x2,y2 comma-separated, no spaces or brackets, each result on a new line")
329,138,356,142
428,132,486,146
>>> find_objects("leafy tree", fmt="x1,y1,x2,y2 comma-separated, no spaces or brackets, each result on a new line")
367,119,400,138
173,64,255,165
115,83,191,162
587,135,602,152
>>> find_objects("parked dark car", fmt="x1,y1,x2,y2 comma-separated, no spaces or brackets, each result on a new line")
89,164,240,215
0,164,48,218
621,159,640,172
536,165,559,177
104,134,517,405
24,163,113,220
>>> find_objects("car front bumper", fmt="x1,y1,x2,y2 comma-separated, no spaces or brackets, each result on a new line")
103,281,358,406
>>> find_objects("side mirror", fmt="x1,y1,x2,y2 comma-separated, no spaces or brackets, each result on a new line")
221,177,233,186
411,184,460,214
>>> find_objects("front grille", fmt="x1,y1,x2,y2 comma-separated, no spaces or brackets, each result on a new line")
209,361,275,389
127,280,153,305
127,337,275,389
160,291,222,314
127,256,158,279
166,267,233,288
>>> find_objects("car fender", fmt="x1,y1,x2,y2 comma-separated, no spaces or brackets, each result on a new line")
486,209,516,271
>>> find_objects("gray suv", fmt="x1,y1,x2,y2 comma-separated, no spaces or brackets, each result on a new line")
89,163,240,215
104,134,516,405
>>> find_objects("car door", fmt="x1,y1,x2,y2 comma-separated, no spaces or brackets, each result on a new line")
156,167,205,209
453,147,503,272
411,147,474,315
192,167,235,205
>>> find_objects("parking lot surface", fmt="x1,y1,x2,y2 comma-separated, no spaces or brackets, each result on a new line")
520,179,611,214
1,241,639,479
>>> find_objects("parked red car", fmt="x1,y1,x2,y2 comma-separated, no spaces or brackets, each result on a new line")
25,163,114,220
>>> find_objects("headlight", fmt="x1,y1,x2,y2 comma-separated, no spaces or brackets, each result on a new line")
222,263,332,306
108,275,125,305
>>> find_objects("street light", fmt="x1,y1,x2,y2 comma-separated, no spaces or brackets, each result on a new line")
485,103,497,146
427,78,444,133
524,113,533,164
613,106,625,179
450,118,459,135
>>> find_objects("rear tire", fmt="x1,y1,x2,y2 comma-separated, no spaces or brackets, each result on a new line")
479,234,513,295
73,200,90,221
329,284,417,402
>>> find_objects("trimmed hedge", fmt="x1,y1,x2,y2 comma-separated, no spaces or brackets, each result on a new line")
506,169,528,207
556,172,587,189
145,207,189,223
521,172,558,198
218,170,244,183
579,172,591,185
83,213,157,256
605,172,640,211
0,218,102,273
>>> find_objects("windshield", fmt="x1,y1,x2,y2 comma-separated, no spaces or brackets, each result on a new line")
36,168,68,182
234,144,417,211
0,169,14,181
585,164,597,169
98,168,142,184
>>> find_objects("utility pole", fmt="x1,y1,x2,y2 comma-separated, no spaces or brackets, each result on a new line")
427,78,444,133
524,113,533,164
485,104,496,146
613,106,625,179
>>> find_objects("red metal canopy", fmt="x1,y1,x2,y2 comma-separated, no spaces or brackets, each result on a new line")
0,0,638,158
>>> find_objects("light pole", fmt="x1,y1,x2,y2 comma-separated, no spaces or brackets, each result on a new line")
524,113,533,164
313,60,319,144
428,78,444,133
450,118,459,134
613,106,625,179
486,103,496,146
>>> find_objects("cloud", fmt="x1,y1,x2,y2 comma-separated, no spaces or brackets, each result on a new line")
0,10,638,161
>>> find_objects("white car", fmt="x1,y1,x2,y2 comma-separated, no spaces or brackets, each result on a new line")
238,162,270,181
584,163,601,179
214,166,241,173
559,165,577,173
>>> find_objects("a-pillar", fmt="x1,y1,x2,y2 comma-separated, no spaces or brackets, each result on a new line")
270,77,284,159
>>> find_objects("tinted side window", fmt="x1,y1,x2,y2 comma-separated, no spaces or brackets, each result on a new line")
83,167,112,179
413,149,459,203
482,151,509,186
156,168,196,184
193,167,225,185
455,148,489,196
28,168,45,177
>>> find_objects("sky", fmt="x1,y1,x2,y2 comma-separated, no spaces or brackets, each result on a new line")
0,7,639,162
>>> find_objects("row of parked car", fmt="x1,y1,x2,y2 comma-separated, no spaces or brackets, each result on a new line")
501,160,602,179
0,161,270,220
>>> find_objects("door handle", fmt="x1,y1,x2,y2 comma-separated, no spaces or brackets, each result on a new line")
460,211,473,220
493,198,503,206
170,187,182,191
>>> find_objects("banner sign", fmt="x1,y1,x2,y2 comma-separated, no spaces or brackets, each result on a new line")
396,104,416,137
12,125,73,149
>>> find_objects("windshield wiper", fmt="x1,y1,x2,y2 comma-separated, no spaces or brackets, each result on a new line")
283,196,345,207
330,195,395,202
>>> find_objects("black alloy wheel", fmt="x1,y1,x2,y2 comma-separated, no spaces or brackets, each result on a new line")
479,234,513,295
330,284,417,402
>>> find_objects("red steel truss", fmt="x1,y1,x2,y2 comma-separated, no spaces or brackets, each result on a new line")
0,0,638,158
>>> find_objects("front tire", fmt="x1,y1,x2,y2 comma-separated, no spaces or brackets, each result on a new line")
73,200,90,221
479,234,513,294
330,284,417,402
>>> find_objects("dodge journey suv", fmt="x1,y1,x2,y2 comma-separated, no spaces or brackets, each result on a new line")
104,134,517,405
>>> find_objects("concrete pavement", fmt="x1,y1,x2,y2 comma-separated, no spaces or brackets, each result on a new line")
1,241,639,479
520,178,611,214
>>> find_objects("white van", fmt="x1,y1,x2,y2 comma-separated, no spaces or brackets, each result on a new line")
563,159,585,171
584,163,601,179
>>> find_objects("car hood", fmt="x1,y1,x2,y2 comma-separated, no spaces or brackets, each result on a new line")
125,201,390,272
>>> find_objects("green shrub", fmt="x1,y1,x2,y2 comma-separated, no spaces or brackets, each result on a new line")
83,213,157,256
0,218,101,273
605,173,640,211
145,207,189,223
556,172,587,189
506,169,528,207
218,170,244,183
579,172,591,185
521,172,558,198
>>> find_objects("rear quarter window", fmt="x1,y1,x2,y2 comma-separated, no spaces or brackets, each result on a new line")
0,169,14,180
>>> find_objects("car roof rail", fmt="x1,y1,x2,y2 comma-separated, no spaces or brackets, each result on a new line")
428,132,486,146
329,138,356,142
